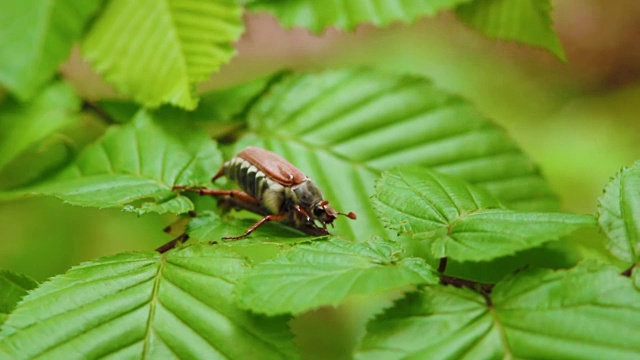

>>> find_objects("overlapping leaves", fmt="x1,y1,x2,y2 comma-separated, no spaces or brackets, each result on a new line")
357,263,640,359
32,110,221,214
0,271,38,326
236,238,438,315
0,82,80,171
82,0,244,109
232,69,559,241
374,167,595,261
0,0,101,98
0,244,296,359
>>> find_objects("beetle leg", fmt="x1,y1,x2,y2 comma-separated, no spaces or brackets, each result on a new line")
211,166,225,182
293,205,311,222
173,186,259,205
223,213,287,240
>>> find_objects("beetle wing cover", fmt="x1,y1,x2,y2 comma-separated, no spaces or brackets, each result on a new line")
237,147,307,186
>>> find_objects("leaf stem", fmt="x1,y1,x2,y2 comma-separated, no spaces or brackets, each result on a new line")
82,100,116,125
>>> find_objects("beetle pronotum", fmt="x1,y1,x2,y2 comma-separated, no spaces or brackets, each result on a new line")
174,146,356,240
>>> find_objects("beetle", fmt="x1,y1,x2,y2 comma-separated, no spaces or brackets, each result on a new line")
174,146,356,240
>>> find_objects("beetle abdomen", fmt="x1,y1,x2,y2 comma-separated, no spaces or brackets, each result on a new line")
224,156,285,214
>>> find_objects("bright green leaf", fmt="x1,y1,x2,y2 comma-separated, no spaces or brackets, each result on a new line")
0,0,101,98
598,161,640,263
374,167,595,261
31,110,222,214
249,0,474,33
237,69,559,241
0,82,80,171
357,263,640,359
0,271,38,326
236,238,438,315
82,0,244,109
456,0,566,60
0,244,297,359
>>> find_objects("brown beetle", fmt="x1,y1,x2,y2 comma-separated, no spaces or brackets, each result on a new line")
174,146,356,240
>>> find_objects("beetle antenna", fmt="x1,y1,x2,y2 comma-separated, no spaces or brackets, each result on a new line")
338,211,357,220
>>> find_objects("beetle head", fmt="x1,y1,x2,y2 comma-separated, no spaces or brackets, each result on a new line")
312,200,357,228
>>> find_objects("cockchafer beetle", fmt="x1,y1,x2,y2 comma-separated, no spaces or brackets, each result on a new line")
173,146,356,240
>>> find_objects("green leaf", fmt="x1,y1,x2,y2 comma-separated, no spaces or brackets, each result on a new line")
0,0,101,98
237,69,559,241
598,161,640,263
456,0,566,60
0,82,80,171
248,0,474,33
31,110,222,215
374,167,595,261
236,238,438,315
0,271,38,326
0,244,297,359
357,263,640,359
82,0,244,109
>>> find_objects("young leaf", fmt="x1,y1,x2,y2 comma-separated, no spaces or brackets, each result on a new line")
456,0,566,60
374,167,595,261
598,161,640,263
0,271,38,326
357,263,640,359
248,0,474,33
0,0,101,98
236,238,438,315
32,110,222,215
238,69,559,240
0,82,80,172
82,0,244,109
0,244,297,359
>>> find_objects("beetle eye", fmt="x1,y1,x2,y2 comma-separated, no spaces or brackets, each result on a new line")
313,206,324,217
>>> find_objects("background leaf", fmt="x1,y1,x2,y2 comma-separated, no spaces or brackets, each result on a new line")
456,0,566,60
0,0,101,98
598,161,640,264
82,0,244,109
236,238,438,315
248,0,474,33
357,262,640,359
31,110,222,215
0,82,80,172
234,69,558,241
374,167,595,261
0,244,297,359
0,271,38,326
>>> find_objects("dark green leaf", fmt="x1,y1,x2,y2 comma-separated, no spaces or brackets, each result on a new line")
598,161,640,263
82,0,244,109
31,110,222,214
0,244,297,359
235,69,558,241
357,262,640,359
249,0,474,33
457,0,566,60
236,238,438,315
0,271,38,326
0,0,101,98
0,82,80,171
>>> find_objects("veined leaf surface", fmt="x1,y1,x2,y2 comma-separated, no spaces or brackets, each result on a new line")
357,263,640,359
83,0,244,109
237,69,559,241
236,238,438,315
598,161,640,263
374,167,594,261
32,110,222,214
0,244,296,359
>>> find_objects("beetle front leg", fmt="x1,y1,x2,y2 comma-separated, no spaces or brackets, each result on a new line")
223,213,287,240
